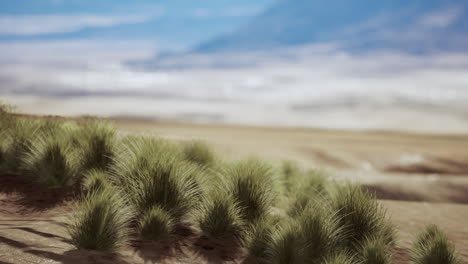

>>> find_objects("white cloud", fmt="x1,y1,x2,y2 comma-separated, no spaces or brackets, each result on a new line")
418,7,461,28
0,12,162,36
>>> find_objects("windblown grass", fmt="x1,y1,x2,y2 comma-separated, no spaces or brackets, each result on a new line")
127,158,204,222
68,187,133,252
324,252,357,264
287,170,329,217
299,203,343,263
138,205,175,241
198,190,244,239
82,169,111,194
267,221,305,264
226,159,275,223
332,184,395,251
182,140,216,167
411,224,460,264
75,121,117,172
23,134,79,188
242,215,280,258
0,119,41,174
358,236,393,264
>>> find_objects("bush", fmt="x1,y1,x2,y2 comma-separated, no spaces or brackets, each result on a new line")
75,121,117,172
198,191,244,239
226,159,275,223
358,236,393,264
182,140,216,167
332,184,395,251
68,188,133,252
411,224,460,264
138,205,175,241
82,169,110,194
23,135,79,188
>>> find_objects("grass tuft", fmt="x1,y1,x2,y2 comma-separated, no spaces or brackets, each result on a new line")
267,221,305,264
226,159,275,223
299,203,343,262
23,135,79,188
198,191,244,239
82,169,110,194
411,224,460,264
358,236,393,264
76,121,117,172
332,184,395,251
287,170,329,217
68,187,133,252
242,215,280,258
182,140,216,167
138,205,175,241
324,252,357,264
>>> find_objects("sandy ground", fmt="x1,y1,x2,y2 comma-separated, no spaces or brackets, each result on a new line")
1,119,468,263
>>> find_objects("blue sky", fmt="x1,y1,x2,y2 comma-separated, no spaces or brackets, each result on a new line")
0,0,274,50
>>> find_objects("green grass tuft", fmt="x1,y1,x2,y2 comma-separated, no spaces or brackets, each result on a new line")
23,134,79,188
411,224,460,264
75,121,117,172
324,252,358,264
198,191,244,239
267,221,305,264
299,203,343,262
287,170,329,217
358,236,393,264
68,188,133,252
182,140,216,167
82,169,110,194
226,159,276,223
332,184,395,251
242,215,281,258
138,205,175,241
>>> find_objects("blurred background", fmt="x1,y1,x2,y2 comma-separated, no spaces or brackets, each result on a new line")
1,0,468,133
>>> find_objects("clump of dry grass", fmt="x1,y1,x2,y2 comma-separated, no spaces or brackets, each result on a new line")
138,205,175,241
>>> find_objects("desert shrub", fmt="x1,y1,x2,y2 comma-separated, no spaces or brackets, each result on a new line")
138,205,175,241
411,224,460,264
75,121,117,172
23,135,79,188
267,221,305,264
198,191,244,239
68,187,133,252
332,184,395,251
226,159,276,223
82,169,111,194
242,215,281,258
299,203,343,263
358,236,393,264
182,140,216,167
128,159,204,222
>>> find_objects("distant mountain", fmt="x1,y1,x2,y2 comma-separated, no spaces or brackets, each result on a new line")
193,0,468,54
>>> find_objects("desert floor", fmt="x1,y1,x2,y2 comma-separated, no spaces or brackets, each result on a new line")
1,119,467,263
